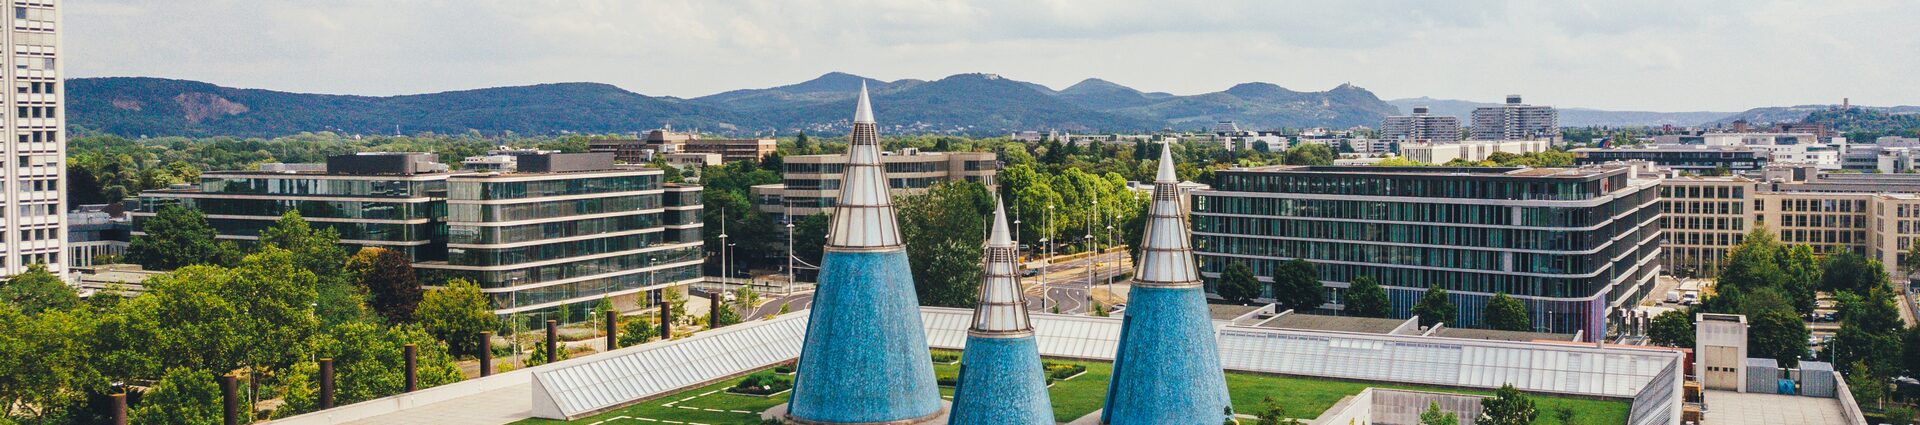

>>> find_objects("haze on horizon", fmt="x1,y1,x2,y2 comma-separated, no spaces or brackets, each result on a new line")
65,0,1920,112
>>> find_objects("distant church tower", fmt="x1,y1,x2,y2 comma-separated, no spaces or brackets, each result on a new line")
949,198,1054,424
785,83,946,424
1100,143,1232,424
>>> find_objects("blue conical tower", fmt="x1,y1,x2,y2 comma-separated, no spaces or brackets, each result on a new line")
786,83,945,424
949,197,1054,425
1100,143,1232,424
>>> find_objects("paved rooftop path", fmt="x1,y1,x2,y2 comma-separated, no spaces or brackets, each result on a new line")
341,383,531,425
1703,390,1852,425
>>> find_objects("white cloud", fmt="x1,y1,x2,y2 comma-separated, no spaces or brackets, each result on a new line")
65,0,1920,111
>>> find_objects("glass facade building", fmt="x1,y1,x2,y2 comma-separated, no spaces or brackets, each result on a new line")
134,153,705,322
1190,165,1663,335
419,168,705,320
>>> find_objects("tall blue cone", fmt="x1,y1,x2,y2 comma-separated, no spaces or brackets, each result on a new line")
1100,143,1232,424
786,83,945,424
949,197,1054,425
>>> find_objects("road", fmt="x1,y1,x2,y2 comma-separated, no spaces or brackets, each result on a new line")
1022,251,1132,315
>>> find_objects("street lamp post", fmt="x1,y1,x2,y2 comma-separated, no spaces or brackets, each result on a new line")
786,222,795,297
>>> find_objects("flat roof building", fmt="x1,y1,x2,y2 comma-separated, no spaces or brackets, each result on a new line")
1574,145,1771,173
1401,139,1549,164
1469,95,1558,141
135,152,704,320
1661,167,1920,279
1382,106,1462,143
750,149,998,221
1190,165,1663,335
589,129,777,163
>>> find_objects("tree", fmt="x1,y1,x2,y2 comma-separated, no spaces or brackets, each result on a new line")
1344,276,1391,318
1782,245,1821,315
1216,261,1261,305
1418,401,1458,425
0,263,77,315
259,211,365,325
130,367,225,425
1478,384,1537,425
415,279,497,357
1834,288,1903,375
0,306,103,421
1414,288,1456,328
1251,396,1302,425
1905,242,1920,277
126,205,239,270
898,181,994,308
1848,361,1886,410
1822,251,1891,294
349,248,424,323
226,246,321,392
308,322,462,405
1903,326,1920,379
1283,143,1335,166
1718,228,1786,294
617,316,658,347
1271,259,1324,312
790,213,830,276
1650,309,1696,348
1749,309,1810,367
1484,293,1531,331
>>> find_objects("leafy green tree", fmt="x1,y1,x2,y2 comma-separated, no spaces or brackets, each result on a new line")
1271,259,1324,312
1419,401,1458,425
1905,242,1920,277
1834,288,1903,375
415,279,498,357
1782,245,1821,315
1822,251,1891,294
898,181,994,308
617,315,659,347
349,247,423,323
1848,361,1886,410
0,263,77,315
1718,228,1786,294
274,361,319,418
1414,288,1456,328
128,266,247,376
1903,326,1920,379
1749,309,1810,367
1650,310,1695,348
1282,143,1334,166
790,213,830,275
308,322,462,405
126,205,240,270
1478,384,1537,425
1216,261,1261,305
226,246,321,394
1484,293,1531,332
130,367,225,425
259,211,349,283
0,306,103,421
1344,276,1391,318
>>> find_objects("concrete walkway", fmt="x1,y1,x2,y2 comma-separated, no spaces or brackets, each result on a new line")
342,384,532,425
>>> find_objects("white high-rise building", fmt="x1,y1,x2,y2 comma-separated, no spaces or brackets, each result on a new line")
1381,106,1461,142
6,0,64,279
1470,95,1558,141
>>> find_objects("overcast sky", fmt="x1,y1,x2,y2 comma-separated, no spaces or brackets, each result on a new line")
67,0,1920,111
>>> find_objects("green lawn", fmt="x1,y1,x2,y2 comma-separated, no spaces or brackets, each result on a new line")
516,351,1628,425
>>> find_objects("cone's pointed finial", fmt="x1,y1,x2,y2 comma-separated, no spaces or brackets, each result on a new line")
854,81,875,124
989,196,1014,247
1155,142,1177,183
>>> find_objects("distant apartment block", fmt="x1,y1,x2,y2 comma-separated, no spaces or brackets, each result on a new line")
589,128,777,163
1190,165,1663,335
1651,132,1838,169
1469,95,1558,141
1400,139,1549,164
1660,166,1920,279
1381,106,1461,143
1573,145,1770,173
750,149,998,220
135,152,703,320
8,0,64,278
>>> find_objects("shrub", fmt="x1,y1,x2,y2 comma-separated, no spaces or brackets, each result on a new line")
936,373,958,387
731,371,792,395
930,351,960,364
773,363,796,374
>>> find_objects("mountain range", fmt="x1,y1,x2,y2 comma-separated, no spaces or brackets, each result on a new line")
69,73,1400,138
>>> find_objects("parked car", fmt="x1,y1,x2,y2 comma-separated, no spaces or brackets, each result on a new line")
1680,292,1699,305
1811,312,1838,322
1022,269,1040,277
1664,291,1681,304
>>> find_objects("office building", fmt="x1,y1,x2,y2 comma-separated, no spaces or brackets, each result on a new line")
1382,106,1462,143
589,129,777,163
135,153,453,260
1470,95,1558,141
1660,166,1920,279
1573,145,1770,173
136,152,703,320
1190,165,1664,335
1840,144,1918,173
1401,139,1550,164
412,153,704,319
6,0,63,278
749,148,998,220
67,204,129,268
